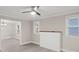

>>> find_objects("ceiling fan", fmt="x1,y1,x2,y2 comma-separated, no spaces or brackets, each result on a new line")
21,6,41,16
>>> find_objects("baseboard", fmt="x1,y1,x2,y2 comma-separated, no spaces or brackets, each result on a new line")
32,41,40,45
40,45,61,52
20,41,32,45
62,49,77,52
20,41,40,46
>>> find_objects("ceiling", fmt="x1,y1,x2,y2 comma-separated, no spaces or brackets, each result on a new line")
0,6,79,21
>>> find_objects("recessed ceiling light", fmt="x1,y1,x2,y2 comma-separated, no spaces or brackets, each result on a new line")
31,11,36,15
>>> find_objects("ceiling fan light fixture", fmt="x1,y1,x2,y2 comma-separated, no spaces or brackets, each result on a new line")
34,7,37,10
31,11,36,15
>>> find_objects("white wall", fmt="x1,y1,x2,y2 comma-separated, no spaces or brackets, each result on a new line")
40,32,61,51
40,14,79,52
21,21,32,44
1,20,17,39
0,19,1,50
32,21,40,45
0,16,33,46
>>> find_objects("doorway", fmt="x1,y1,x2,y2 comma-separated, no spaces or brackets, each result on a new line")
0,19,21,51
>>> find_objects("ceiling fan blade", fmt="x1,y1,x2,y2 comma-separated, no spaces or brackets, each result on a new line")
31,6,39,8
31,6,35,9
37,6,39,9
34,10,40,15
22,11,32,13
31,6,40,10
36,11,40,15
36,12,40,15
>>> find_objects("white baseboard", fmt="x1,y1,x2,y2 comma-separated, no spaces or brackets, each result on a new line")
40,45,60,52
20,41,40,46
32,41,40,45
20,41,32,45
62,49,77,52
18,41,78,52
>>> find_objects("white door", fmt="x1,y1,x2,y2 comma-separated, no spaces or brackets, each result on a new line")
40,32,61,51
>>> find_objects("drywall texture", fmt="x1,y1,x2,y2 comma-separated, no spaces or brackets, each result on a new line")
40,14,79,52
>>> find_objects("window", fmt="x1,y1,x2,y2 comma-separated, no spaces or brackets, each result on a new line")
66,16,79,36
33,21,40,34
